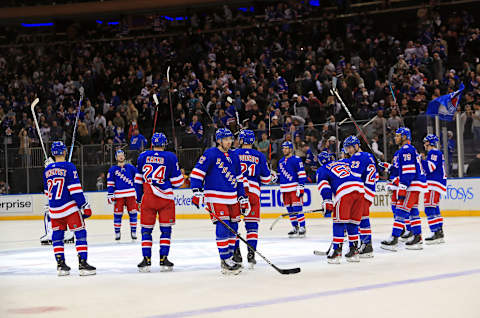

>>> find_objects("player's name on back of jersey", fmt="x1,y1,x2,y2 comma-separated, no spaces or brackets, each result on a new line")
45,168,67,178
146,156,165,164
237,154,260,164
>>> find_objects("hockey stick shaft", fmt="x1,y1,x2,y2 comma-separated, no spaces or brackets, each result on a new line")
166,66,178,152
68,88,84,162
151,93,160,150
331,88,381,161
30,98,48,160
207,206,300,274
269,208,324,231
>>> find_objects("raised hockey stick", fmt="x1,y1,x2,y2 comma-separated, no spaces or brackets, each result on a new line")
206,206,301,275
166,66,178,152
269,208,325,231
151,93,160,150
30,98,48,160
330,79,381,162
387,66,403,122
68,87,84,162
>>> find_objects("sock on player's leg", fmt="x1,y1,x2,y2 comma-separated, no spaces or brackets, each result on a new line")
74,229,88,260
287,206,298,228
159,226,171,257
141,227,153,258
229,221,238,255
129,211,137,235
436,206,444,229
216,221,232,260
332,222,345,250
359,217,372,243
346,223,359,247
392,208,408,237
293,205,305,228
425,206,438,232
52,230,65,260
410,207,422,235
113,213,122,234
245,222,259,250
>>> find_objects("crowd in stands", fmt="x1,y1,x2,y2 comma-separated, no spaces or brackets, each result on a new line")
1,1,480,179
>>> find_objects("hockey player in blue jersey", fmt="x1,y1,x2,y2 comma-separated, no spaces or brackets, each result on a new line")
44,141,95,276
190,128,250,275
278,141,307,238
422,134,447,244
107,149,138,241
316,151,365,264
381,127,427,251
343,135,378,258
233,130,275,268
135,133,184,272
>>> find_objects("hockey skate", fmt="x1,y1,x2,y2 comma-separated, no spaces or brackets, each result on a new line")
233,247,243,267
40,234,52,245
247,249,256,269
298,226,306,238
131,231,137,241
381,236,399,251
425,229,444,245
221,258,242,275
115,232,121,241
160,256,174,272
358,242,374,258
405,234,423,250
137,257,151,273
288,226,299,238
56,257,70,276
327,244,342,264
78,257,96,276
400,230,413,242
345,242,360,263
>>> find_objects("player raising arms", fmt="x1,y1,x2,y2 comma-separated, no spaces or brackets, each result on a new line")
316,151,365,264
234,130,275,268
278,141,307,238
343,136,378,258
381,127,427,251
44,141,95,276
190,128,250,275
422,134,447,244
135,133,184,272
107,149,138,241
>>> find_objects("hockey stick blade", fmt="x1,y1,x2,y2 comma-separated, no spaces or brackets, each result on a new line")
273,265,301,274
30,98,39,111
167,66,171,83
313,250,327,256
152,93,159,105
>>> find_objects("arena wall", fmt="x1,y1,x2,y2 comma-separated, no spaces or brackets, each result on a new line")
1,178,479,220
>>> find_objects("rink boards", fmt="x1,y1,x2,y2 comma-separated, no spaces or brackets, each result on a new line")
0,178,479,219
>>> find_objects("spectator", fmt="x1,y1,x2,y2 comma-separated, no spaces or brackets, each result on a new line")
256,132,270,158
473,103,480,153
129,128,148,151
466,154,480,177
387,109,403,131
187,115,204,141
96,173,105,191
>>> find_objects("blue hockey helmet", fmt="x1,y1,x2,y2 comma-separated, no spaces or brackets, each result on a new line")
239,130,255,145
115,149,125,160
395,127,411,141
317,151,335,166
51,141,66,156
151,132,167,147
215,128,233,141
423,134,439,147
343,135,360,148
281,141,294,149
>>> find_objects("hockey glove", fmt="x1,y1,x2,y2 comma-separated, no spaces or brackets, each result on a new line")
322,199,334,217
239,196,251,216
107,194,115,205
296,184,305,198
44,157,54,168
397,184,407,201
82,203,92,219
191,188,203,209
379,161,391,171
270,171,278,184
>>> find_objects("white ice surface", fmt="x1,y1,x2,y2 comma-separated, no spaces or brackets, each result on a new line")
0,217,479,318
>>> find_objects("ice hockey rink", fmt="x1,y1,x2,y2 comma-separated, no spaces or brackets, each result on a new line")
1,217,479,318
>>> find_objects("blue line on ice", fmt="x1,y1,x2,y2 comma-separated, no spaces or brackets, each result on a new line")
146,268,480,318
